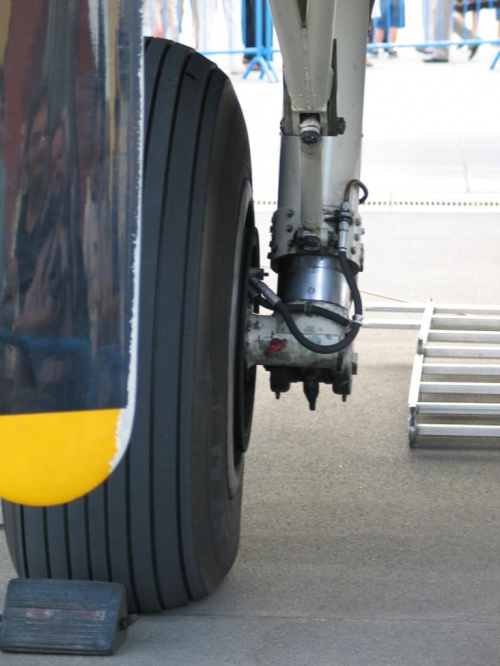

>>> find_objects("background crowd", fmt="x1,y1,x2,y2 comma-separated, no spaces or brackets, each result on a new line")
369,0,500,65
143,0,270,73
143,0,500,73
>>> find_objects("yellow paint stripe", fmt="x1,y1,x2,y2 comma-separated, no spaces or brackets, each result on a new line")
0,409,121,506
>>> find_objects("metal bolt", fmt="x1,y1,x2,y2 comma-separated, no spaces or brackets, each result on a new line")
301,132,319,145
300,117,321,145
286,224,293,232
287,209,294,218
355,219,361,226
354,234,360,241
350,247,356,255
361,228,365,235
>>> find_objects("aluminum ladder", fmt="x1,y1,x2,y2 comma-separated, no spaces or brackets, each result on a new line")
364,300,500,447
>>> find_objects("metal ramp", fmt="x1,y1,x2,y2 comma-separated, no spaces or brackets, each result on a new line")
363,301,500,447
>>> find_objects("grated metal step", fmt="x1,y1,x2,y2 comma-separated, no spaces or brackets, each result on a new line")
415,424,500,438
419,382,500,395
416,402,500,416
428,330,500,343
364,299,500,447
423,345,500,359
431,315,500,330
422,363,500,375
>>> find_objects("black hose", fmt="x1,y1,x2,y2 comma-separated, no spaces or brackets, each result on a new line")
286,303,350,327
344,178,368,205
249,249,363,355
251,293,350,327
254,295,273,310
338,249,362,317
275,300,360,354
249,193,364,354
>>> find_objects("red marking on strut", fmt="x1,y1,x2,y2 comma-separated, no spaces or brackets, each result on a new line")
265,338,288,356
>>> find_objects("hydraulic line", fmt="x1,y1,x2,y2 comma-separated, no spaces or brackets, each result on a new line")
343,178,368,205
286,303,349,327
250,290,350,328
250,261,361,355
249,177,367,355
338,249,362,318
274,300,360,354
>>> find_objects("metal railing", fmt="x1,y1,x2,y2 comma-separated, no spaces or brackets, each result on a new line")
143,0,278,79
143,0,500,75
369,0,500,69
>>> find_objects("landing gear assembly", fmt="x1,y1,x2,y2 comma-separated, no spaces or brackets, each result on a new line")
245,0,371,411
2,0,373,621
246,180,367,410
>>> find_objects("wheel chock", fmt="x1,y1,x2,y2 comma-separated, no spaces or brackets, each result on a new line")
0,579,136,656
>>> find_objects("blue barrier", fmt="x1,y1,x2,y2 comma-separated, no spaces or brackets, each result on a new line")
241,0,277,81
143,0,500,75
143,0,278,79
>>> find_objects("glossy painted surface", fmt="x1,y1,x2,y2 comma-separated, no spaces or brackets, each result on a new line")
0,0,142,504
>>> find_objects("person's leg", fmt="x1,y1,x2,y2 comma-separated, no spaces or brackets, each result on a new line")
192,0,218,52
422,0,431,41
165,0,181,41
142,0,163,36
417,0,434,52
472,9,479,34
243,0,268,67
378,0,389,50
453,11,474,40
153,0,163,36
245,0,256,53
386,26,399,55
374,26,386,57
386,0,404,56
453,9,481,58
222,0,245,72
425,0,450,61
375,26,385,44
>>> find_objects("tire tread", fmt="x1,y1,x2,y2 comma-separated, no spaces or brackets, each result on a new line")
2,39,251,613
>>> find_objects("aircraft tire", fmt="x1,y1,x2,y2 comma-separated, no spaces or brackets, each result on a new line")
3,38,258,613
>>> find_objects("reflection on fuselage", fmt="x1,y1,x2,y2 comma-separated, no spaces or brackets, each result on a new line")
0,0,141,415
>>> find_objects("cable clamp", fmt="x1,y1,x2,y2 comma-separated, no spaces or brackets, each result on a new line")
303,302,313,316
352,314,364,325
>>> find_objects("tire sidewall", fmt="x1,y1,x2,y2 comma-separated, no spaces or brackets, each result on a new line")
187,80,253,594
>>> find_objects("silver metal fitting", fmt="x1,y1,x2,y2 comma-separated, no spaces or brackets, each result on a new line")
337,222,350,252
299,116,322,145
250,277,282,308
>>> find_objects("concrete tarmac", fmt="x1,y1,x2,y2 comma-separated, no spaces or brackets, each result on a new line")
0,44,499,666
